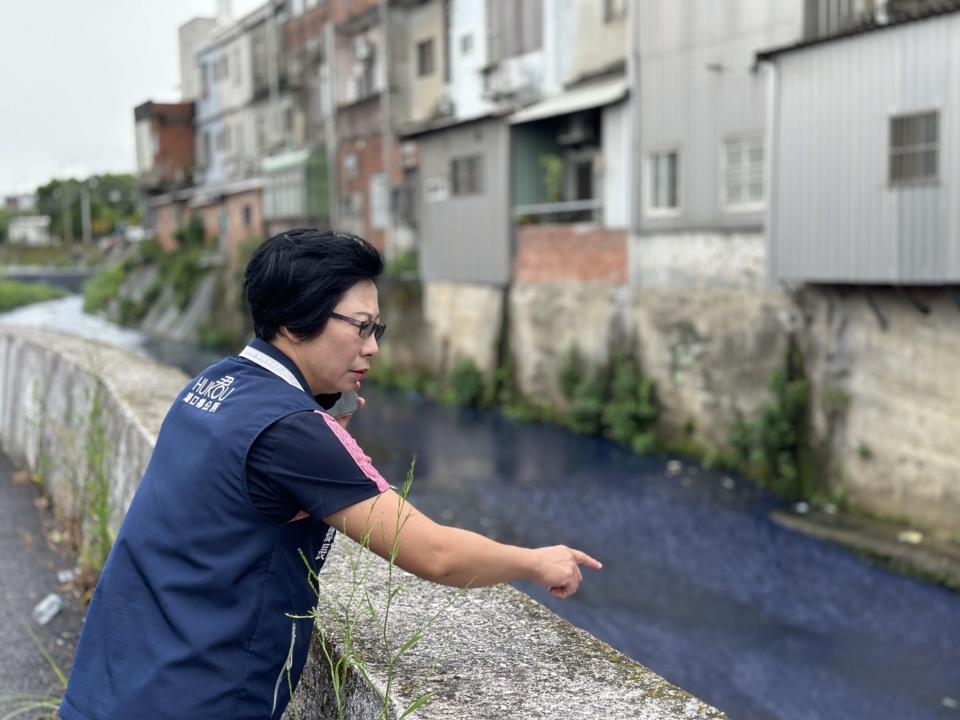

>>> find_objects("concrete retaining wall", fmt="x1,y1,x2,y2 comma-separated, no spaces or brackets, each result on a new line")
0,326,725,719
800,287,960,534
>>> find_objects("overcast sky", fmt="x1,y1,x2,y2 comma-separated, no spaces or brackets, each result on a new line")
0,1,263,197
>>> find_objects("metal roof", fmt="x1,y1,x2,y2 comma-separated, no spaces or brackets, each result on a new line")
508,76,628,125
757,0,960,62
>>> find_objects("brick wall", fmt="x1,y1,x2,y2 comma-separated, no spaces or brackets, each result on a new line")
153,200,190,252
336,124,403,253
286,4,329,48
514,225,628,285
329,0,380,25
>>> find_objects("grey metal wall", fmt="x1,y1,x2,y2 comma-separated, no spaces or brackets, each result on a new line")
771,13,960,283
417,117,512,285
636,0,805,233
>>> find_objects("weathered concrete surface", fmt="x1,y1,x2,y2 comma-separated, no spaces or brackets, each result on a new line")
629,233,768,291
629,287,795,445
0,326,187,532
799,287,960,538
509,283,630,403
291,544,726,720
423,282,504,375
507,283,794,446
0,327,726,719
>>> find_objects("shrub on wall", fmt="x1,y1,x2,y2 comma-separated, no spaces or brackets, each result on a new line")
724,338,811,501
566,368,607,435
443,358,487,408
602,356,657,449
83,266,126,313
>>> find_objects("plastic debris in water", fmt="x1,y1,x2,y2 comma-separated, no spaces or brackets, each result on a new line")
721,477,735,491
942,697,959,710
32,593,63,626
57,569,77,585
794,502,810,515
896,530,923,545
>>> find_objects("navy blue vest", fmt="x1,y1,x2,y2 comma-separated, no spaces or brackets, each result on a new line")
62,352,337,720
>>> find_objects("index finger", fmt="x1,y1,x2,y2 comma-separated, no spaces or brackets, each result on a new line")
573,549,603,570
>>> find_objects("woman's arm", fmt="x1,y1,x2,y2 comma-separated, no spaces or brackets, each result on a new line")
324,490,601,599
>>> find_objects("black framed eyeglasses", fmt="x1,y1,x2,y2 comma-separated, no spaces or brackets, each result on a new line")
330,312,386,341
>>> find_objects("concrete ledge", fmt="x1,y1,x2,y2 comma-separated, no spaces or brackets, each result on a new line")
292,546,726,719
0,326,188,529
0,327,726,719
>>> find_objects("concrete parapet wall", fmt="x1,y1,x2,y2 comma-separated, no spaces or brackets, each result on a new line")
0,327,187,532
0,326,725,719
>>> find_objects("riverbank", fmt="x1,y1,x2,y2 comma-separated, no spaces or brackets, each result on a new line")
772,506,960,593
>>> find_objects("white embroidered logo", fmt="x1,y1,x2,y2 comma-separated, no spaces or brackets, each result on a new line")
315,527,336,563
183,375,236,413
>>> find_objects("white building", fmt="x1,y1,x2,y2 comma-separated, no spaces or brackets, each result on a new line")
9,216,53,246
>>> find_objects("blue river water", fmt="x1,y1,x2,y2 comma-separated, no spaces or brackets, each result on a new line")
349,385,960,720
4,296,958,719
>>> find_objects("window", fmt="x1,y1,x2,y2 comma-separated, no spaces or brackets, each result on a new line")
417,38,435,77
243,204,252,228
217,126,232,152
647,150,679,213
890,111,939,184
215,55,229,82
451,155,483,196
460,33,474,55
201,63,210,100
202,132,212,166
604,0,627,22
487,0,542,62
233,47,242,86
723,135,764,209
342,152,359,180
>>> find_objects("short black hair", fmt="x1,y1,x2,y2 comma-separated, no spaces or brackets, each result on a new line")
244,229,383,341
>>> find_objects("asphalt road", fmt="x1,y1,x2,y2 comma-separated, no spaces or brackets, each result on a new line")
0,449,83,713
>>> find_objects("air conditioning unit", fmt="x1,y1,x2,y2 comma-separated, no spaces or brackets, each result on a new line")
346,77,359,103
557,114,595,146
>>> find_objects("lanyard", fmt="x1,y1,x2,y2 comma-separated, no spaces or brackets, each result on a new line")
238,345,305,392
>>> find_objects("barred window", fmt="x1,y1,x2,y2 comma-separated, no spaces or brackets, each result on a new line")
451,155,483,196
723,135,764,209
890,112,939,184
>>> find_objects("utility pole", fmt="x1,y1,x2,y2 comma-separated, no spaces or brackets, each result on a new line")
61,186,74,245
80,182,92,244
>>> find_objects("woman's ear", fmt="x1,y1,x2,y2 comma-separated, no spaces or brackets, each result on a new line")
278,327,300,343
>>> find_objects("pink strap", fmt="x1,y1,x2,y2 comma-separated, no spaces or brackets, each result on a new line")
315,411,392,493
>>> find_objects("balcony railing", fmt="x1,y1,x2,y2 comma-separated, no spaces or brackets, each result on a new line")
513,198,602,225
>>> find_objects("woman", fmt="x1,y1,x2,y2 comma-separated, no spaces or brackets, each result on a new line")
61,229,601,720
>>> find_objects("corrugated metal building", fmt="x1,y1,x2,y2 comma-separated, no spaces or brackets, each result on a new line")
760,3,960,283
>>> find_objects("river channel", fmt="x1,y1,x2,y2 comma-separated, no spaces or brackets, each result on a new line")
3,295,959,720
